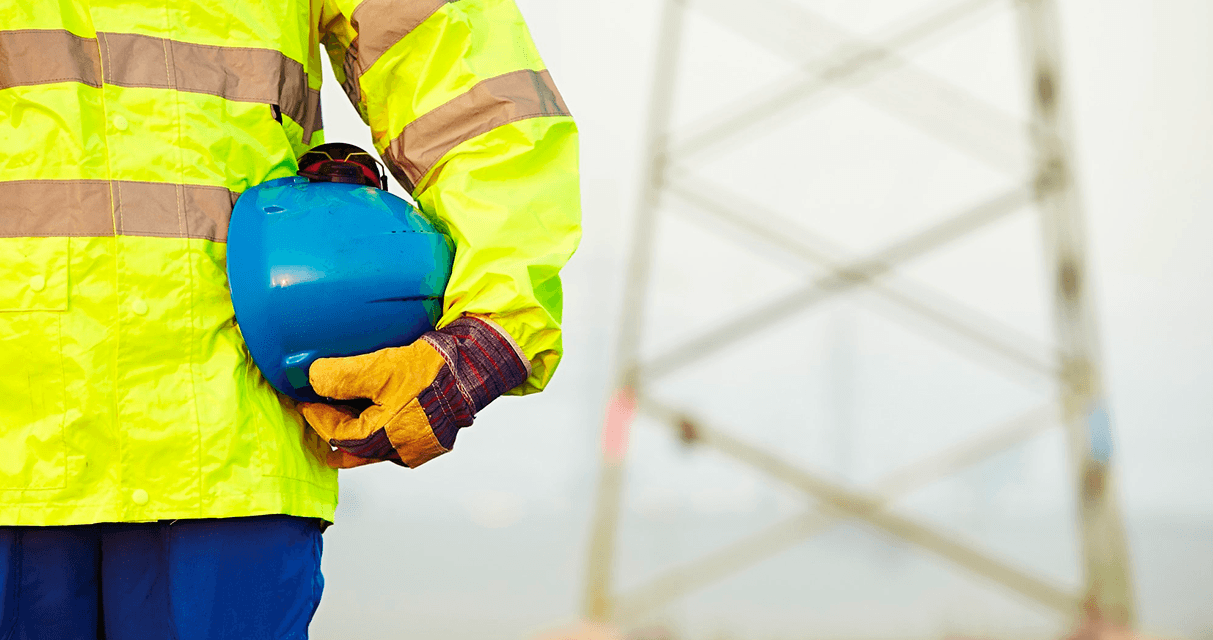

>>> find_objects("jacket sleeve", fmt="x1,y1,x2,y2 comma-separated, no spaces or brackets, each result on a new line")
317,0,581,394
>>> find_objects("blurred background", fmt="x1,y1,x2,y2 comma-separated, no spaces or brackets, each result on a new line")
310,1,1213,638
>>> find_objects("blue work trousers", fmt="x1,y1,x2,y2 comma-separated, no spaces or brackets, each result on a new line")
0,515,324,640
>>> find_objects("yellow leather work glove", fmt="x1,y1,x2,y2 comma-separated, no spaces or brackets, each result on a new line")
298,316,531,468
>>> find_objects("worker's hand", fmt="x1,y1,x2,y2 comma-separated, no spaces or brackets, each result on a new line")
325,448,384,469
298,316,531,468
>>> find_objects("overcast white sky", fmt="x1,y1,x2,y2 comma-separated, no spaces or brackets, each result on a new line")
312,1,1213,638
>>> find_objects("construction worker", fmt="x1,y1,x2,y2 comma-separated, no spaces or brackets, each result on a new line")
0,0,579,637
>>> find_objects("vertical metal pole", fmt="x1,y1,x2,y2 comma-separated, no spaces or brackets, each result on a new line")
1016,0,1136,626
583,0,688,623
582,391,633,623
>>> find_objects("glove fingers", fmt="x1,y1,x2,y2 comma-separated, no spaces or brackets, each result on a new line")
301,402,398,460
308,349,396,401
299,402,363,442
327,449,384,469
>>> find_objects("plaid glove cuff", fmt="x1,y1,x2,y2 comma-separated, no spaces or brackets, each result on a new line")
419,316,531,448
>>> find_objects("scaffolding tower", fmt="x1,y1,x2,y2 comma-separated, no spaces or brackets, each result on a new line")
584,0,1135,634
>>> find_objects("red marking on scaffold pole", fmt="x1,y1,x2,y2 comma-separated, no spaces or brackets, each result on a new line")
601,387,636,463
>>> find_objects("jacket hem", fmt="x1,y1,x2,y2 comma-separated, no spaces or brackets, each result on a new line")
0,485,338,527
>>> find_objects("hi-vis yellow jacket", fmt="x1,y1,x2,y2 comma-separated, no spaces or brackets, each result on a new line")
0,0,580,526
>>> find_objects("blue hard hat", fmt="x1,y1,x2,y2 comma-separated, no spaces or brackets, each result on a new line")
226,174,453,402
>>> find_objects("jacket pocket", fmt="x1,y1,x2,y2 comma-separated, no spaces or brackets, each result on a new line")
0,238,70,490
0,238,69,312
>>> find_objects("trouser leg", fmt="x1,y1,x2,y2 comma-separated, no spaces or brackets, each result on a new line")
100,516,324,640
0,529,12,640
0,526,102,640
97,522,170,640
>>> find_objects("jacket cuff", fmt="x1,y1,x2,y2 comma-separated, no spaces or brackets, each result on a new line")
418,315,530,447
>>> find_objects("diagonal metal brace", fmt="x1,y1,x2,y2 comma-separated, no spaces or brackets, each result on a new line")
638,185,1034,381
636,394,1081,616
612,402,1061,623
665,173,1059,383
676,0,1027,173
